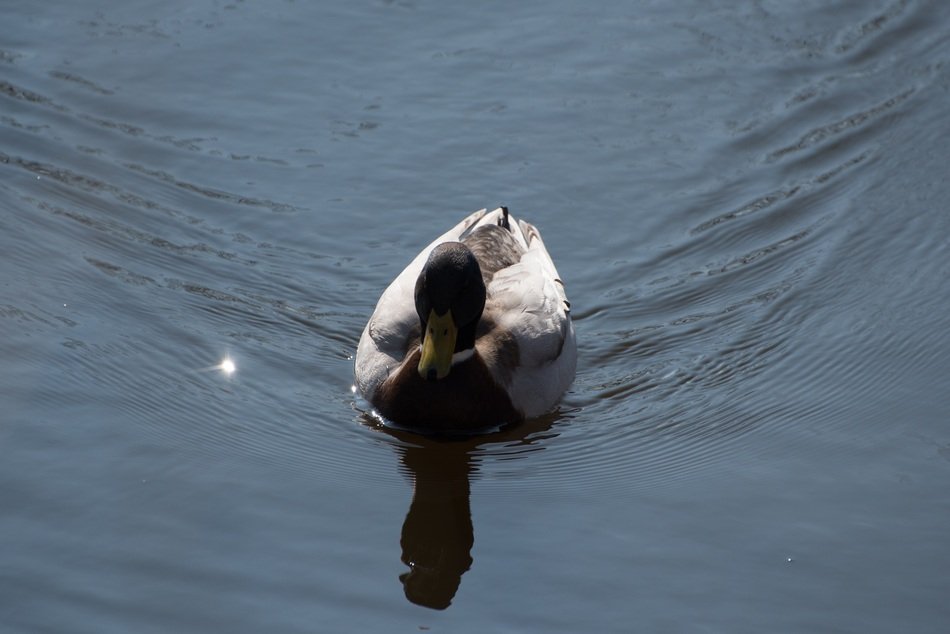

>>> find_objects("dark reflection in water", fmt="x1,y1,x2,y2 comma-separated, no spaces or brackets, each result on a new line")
367,416,559,609
397,439,473,609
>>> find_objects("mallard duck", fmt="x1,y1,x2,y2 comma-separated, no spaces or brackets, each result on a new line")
355,207,576,432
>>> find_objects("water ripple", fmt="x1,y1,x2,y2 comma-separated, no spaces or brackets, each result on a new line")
767,88,914,163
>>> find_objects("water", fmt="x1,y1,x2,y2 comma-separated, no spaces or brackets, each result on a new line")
3,0,949,631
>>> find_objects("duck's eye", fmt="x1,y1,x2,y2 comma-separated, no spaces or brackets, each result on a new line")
442,328,448,336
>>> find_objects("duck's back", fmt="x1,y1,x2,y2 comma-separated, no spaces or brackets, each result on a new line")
460,223,524,284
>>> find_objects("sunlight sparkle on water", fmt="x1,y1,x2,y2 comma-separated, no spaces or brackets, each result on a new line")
220,357,236,376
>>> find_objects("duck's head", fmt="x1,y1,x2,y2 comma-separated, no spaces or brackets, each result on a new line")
414,242,486,381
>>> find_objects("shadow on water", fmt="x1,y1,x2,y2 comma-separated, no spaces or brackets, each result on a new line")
361,414,560,610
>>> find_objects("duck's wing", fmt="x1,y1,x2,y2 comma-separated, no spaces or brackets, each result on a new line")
355,208,497,400
483,215,576,417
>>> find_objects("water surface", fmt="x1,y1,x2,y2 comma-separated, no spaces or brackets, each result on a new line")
2,1,949,631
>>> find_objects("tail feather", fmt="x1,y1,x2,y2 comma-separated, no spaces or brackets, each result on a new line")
498,206,511,230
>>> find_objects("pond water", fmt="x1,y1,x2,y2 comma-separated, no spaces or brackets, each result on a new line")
2,0,949,631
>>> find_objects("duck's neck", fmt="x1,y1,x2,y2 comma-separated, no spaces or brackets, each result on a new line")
451,348,475,366
410,346,474,366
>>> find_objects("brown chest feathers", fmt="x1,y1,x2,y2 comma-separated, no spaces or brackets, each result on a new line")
374,348,521,433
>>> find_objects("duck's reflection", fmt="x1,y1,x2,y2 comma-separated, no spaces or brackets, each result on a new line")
369,417,560,610
398,438,474,609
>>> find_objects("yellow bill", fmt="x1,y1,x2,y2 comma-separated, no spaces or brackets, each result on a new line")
418,309,457,380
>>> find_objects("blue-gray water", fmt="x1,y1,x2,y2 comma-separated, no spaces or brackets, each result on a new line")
3,1,949,631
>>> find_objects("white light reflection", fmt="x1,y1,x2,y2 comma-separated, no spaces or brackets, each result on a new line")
195,354,239,378
219,356,236,376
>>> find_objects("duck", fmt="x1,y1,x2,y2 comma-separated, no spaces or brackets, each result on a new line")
355,206,576,433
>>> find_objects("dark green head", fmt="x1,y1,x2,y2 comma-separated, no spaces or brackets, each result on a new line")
414,242,486,380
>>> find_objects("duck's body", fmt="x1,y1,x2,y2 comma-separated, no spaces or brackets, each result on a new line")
355,207,576,433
